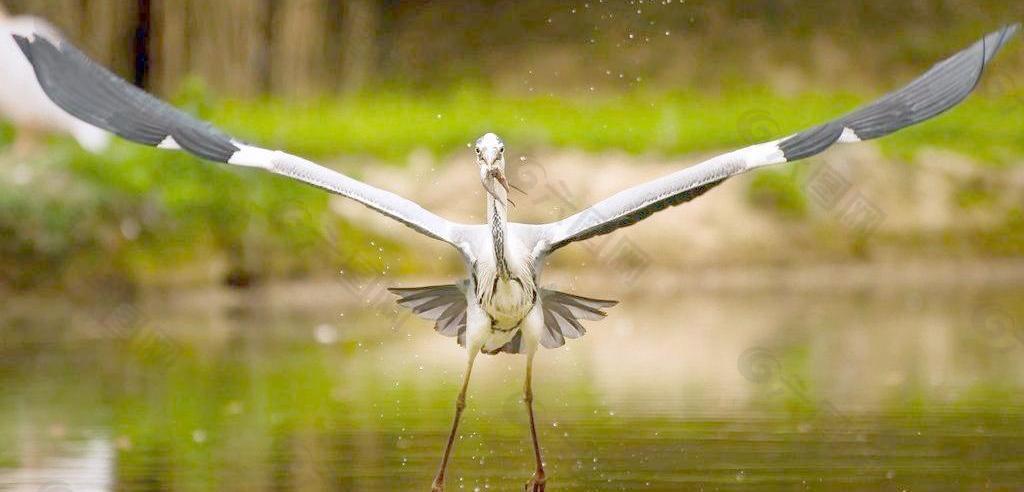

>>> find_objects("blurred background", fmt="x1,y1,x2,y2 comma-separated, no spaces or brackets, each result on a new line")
1,1,1024,491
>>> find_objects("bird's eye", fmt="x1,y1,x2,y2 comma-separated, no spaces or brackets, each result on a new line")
499,146,504,153
475,148,481,155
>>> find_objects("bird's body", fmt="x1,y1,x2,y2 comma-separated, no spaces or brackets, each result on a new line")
475,190,539,336
0,13,108,153
467,221,542,352
11,23,1019,491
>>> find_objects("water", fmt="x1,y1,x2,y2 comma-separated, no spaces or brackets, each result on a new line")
1,278,1024,491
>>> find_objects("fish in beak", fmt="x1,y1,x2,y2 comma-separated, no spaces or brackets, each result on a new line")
491,168,511,194
479,157,516,207
484,167,516,207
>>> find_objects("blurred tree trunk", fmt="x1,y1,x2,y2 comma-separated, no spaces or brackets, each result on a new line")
189,0,269,97
271,0,327,97
81,0,136,73
339,0,379,94
150,0,189,96
10,0,81,51
6,0,133,79
5,0,1023,98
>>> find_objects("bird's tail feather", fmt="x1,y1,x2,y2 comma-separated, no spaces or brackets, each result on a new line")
535,290,618,350
388,282,618,353
388,282,469,346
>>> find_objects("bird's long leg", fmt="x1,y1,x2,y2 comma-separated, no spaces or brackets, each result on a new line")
524,351,546,492
432,351,478,491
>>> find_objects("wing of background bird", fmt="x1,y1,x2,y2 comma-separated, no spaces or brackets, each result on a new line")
13,34,463,246
538,24,1018,255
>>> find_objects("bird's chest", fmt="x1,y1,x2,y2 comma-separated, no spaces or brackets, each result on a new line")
475,272,537,330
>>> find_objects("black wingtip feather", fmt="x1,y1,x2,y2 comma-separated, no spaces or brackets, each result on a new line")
12,33,30,53
14,33,239,163
778,25,1018,162
777,122,845,162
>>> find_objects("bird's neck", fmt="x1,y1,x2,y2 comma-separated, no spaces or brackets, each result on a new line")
487,190,511,279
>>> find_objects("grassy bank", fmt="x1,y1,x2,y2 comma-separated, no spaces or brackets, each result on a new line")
212,86,1024,164
1,87,1022,290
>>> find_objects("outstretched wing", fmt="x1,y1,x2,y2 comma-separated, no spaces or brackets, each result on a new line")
13,34,464,246
538,24,1019,254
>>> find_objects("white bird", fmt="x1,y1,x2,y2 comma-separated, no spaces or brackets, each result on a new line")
12,24,1019,491
0,5,107,156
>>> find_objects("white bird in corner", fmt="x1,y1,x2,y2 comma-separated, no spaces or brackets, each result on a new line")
0,4,107,156
12,24,1019,491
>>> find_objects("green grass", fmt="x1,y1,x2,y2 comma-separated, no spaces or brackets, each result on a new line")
207,86,1024,164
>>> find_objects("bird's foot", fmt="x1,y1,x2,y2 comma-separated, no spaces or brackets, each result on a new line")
524,471,546,491
431,476,445,491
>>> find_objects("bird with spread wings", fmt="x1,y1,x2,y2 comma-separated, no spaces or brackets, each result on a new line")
13,23,1019,492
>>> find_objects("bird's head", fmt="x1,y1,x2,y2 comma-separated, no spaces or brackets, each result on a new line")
474,132,510,205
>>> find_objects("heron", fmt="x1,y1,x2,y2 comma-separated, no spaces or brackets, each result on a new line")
0,4,108,156
12,23,1018,491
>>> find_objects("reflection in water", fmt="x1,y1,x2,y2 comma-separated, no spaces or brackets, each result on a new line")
1,280,1023,491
